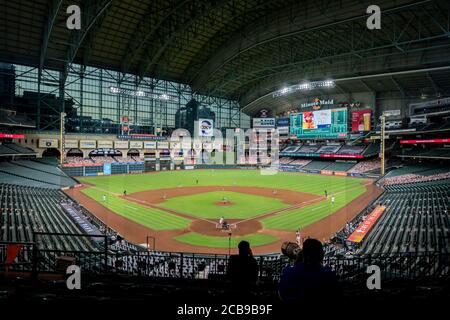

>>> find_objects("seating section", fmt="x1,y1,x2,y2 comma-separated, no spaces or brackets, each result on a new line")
362,143,380,157
290,159,311,166
297,144,321,153
14,160,69,177
65,156,142,166
0,161,76,188
382,172,450,186
281,143,376,156
384,165,433,178
337,145,366,155
348,159,381,174
317,145,342,154
279,157,294,164
324,162,356,172
400,148,450,158
360,180,450,254
0,142,36,155
302,161,333,170
281,145,301,153
0,184,95,251
0,171,56,188
109,252,230,279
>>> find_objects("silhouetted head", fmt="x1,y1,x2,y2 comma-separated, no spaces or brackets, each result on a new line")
238,241,251,256
302,238,324,266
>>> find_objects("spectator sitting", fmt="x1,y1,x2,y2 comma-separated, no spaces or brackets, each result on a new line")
227,241,258,288
279,238,339,302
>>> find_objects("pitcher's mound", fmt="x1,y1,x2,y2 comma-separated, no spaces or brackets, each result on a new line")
214,200,235,206
189,219,262,236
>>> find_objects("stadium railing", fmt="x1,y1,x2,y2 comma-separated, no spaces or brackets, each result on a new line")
1,234,449,282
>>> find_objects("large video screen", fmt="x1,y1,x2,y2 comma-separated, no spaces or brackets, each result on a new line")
290,108,348,139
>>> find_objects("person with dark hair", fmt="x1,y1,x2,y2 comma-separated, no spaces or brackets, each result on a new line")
279,238,339,302
227,241,258,288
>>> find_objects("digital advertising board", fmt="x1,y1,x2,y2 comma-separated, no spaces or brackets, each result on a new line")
197,119,214,137
351,109,372,132
289,108,348,139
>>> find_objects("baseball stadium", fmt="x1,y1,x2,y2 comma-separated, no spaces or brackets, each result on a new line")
1,0,450,308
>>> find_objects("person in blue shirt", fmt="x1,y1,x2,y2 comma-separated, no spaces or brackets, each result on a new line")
279,238,339,302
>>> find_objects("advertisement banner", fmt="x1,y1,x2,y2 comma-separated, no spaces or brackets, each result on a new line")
198,118,214,137
348,173,363,178
335,171,348,177
79,140,96,149
351,109,372,132
348,205,386,243
400,138,450,144
129,141,143,149
114,141,129,149
181,142,192,149
157,141,169,149
64,140,79,149
321,170,333,176
97,140,113,148
320,154,364,159
303,110,331,129
276,117,290,127
103,163,111,175
277,127,289,135
38,138,58,148
253,118,275,128
0,134,25,139
144,141,157,149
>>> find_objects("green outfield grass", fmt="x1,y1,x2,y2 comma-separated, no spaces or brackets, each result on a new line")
79,169,370,248
79,169,366,196
175,232,278,248
82,187,191,230
159,191,289,219
261,186,366,231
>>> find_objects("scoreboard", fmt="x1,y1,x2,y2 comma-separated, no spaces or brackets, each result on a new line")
289,108,348,139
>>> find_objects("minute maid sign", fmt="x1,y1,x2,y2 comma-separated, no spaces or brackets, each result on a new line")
198,118,214,137
300,98,334,110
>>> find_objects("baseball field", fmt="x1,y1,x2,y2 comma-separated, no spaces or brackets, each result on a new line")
65,169,380,254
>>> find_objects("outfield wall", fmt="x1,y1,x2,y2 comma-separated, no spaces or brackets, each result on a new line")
63,162,379,178
63,162,145,176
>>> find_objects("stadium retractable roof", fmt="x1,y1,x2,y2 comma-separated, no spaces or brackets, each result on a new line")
1,0,450,114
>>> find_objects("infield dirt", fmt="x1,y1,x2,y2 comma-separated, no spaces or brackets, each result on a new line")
65,182,381,254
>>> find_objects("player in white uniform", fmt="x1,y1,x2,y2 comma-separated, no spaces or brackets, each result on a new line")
295,229,302,245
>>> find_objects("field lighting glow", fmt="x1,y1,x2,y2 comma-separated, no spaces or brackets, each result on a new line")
109,86,175,101
272,80,335,97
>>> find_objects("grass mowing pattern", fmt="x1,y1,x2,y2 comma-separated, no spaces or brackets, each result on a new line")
82,187,191,230
175,232,278,248
79,170,366,196
261,186,366,231
79,170,370,247
159,191,289,219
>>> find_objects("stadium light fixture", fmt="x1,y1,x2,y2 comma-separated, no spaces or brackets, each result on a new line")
109,86,175,101
272,80,335,97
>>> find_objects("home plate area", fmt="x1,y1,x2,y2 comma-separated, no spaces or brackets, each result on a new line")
189,219,262,237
